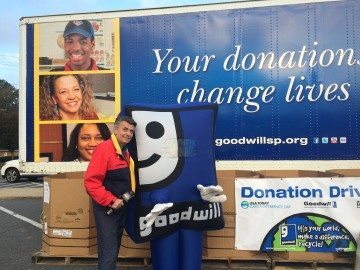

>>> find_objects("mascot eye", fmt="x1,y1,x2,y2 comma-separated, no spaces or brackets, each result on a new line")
146,121,165,139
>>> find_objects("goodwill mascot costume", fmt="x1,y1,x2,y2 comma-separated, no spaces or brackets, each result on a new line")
125,103,226,270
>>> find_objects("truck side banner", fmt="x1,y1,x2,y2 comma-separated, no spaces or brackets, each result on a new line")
120,0,360,160
235,177,359,252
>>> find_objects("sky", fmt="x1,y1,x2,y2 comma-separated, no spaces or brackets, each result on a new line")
0,0,235,88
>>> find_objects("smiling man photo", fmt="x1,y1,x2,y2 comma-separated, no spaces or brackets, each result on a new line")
51,20,107,71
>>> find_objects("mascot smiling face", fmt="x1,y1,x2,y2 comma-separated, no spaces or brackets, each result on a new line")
125,103,224,242
131,109,184,190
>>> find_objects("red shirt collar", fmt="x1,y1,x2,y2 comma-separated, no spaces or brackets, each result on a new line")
64,58,99,71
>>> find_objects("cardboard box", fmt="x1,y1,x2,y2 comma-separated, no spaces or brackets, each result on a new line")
205,227,235,237
204,236,235,249
119,246,151,258
42,241,97,256
44,226,96,239
257,170,336,178
205,214,235,237
42,234,97,247
271,251,338,261
204,248,261,259
327,169,360,177
125,248,150,258
119,246,126,257
216,170,259,178
217,177,235,214
217,171,259,214
122,234,150,250
203,213,260,259
44,226,97,239
43,172,95,228
223,214,235,228
119,233,150,258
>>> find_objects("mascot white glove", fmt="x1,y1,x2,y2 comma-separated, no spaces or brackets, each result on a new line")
197,184,227,203
145,202,174,228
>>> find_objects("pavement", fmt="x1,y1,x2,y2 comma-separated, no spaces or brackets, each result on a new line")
0,187,43,199
0,176,43,199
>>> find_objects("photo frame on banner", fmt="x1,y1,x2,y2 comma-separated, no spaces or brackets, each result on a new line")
39,123,114,162
33,18,120,163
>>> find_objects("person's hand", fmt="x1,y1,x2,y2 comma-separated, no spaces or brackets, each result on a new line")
197,184,227,203
145,203,173,228
111,198,123,209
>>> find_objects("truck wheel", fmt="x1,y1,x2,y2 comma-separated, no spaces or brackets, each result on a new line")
5,168,20,183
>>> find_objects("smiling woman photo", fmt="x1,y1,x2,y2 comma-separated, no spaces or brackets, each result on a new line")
62,123,111,161
40,74,98,120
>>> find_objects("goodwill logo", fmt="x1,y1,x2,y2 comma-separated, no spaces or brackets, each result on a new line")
139,202,222,237
280,224,297,246
304,201,338,208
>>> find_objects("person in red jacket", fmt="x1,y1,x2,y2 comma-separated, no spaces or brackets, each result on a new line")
84,114,136,270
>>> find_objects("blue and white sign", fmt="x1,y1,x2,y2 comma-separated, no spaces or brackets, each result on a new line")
120,0,360,160
235,177,359,252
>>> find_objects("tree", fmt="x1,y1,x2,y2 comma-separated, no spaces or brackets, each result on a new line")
0,79,19,156
0,79,19,111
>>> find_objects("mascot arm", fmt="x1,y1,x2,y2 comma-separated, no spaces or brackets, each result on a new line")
197,184,227,203
145,203,174,228
144,189,174,228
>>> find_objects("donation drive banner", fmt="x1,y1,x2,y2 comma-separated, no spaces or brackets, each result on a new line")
120,0,360,161
235,178,359,252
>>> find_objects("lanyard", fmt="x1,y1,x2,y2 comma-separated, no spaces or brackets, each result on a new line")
111,134,136,192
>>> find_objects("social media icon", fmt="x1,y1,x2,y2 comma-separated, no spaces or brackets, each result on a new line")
313,138,319,144
340,137,347,143
322,137,329,144
331,137,337,144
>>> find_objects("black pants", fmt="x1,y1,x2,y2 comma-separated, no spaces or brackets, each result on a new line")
92,201,126,270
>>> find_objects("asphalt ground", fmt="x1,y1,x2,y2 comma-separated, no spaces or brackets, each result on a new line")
0,177,102,269
0,176,43,199
0,177,150,269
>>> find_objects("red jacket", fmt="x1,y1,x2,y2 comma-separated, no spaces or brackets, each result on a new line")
84,137,134,206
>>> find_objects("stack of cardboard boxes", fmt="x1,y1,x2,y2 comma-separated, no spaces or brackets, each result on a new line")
119,232,150,258
204,170,264,259
41,171,150,258
42,172,97,256
41,169,353,263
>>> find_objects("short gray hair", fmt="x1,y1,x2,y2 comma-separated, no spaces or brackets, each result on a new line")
114,115,137,128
